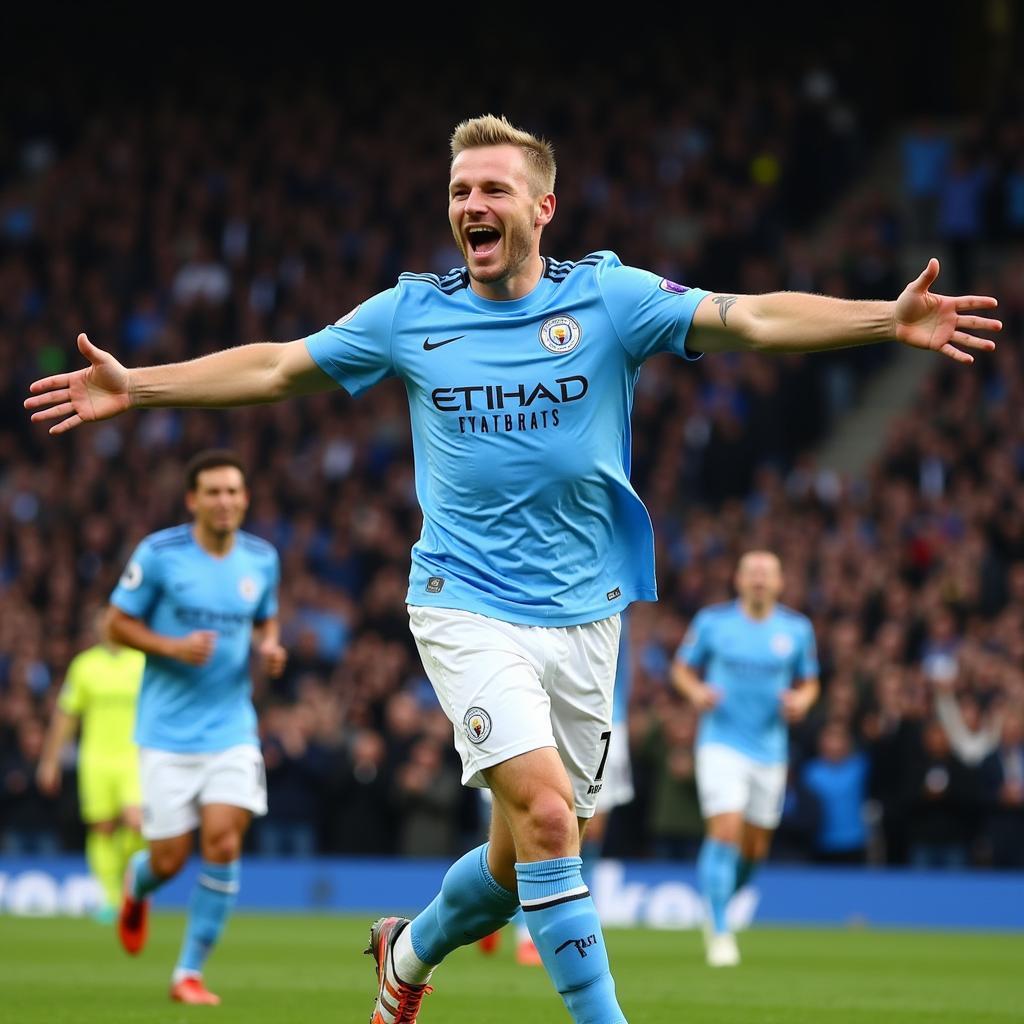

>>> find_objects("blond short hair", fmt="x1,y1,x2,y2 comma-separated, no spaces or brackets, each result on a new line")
450,114,556,196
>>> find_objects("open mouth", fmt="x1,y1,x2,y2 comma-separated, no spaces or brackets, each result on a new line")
466,225,501,258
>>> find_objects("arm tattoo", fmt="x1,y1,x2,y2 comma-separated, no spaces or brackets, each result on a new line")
712,295,738,326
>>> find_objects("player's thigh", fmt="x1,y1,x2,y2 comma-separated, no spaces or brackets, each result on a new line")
198,745,267,822
138,748,203,841
408,605,556,788
78,759,120,825
547,614,621,819
744,760,787,831
695,744,752,822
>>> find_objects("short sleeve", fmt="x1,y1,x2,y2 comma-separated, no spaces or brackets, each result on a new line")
676,611,711,668
58,655,87,716
110,540,164,621
596,257,709,363
254,552,280,623
304,287,399,397
797,620,820,680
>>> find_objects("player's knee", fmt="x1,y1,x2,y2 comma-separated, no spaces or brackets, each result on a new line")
521,791,578,858
150,846,187,878
203,830,242,863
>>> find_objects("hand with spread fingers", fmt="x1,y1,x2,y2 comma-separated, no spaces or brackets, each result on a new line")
894,258,1002,364
24,333,132,434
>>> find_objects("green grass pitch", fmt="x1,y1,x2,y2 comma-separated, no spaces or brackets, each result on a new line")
2,913,1021,1023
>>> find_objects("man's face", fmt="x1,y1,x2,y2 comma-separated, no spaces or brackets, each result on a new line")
735,552,783,606
448,145,551,286
186,465,248,537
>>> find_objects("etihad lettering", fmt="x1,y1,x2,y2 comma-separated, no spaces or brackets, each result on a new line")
433,375,588,412
174,606,250,634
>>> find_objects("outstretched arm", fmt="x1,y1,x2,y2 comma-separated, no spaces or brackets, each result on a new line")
25,333,335,435
686,259,1000,364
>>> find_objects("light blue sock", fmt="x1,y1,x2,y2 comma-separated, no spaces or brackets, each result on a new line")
129,849,163,899
517,857,627,1024
697,838,739,934
410,844,519,965
176,861,240,975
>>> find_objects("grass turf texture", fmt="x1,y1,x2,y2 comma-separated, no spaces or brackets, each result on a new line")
2,914,1021,1023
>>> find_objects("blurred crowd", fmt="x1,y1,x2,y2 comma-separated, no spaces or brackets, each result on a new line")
1,56,1022,869
901,74,1024,287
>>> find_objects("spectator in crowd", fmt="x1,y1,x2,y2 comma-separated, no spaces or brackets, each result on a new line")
901,717,983,869
801,722,870,864
981,709,1024,869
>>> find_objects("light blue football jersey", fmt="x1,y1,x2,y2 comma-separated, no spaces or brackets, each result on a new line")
109,525,280,753
676,601,819,763
305,251,709,626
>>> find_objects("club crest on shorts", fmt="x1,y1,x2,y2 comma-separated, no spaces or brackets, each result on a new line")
771,633,794,657
464,707,492,744
539,315,582,355
238,576,259,601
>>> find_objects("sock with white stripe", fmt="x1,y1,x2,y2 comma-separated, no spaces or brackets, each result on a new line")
698,838,739,934
401,843,519,981
517,857,627,1024
128,849,163,900
175,861,240,976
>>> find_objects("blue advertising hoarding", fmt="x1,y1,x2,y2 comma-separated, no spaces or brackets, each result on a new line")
1,857,1021,930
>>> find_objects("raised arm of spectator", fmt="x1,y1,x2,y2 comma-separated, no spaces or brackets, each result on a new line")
25,332,336,435
686,259,1000,364
933,686,1003,767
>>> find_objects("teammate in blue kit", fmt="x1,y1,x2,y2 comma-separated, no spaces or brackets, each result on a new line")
106,450,286,1005
27,114,999,1023
673,551,819,967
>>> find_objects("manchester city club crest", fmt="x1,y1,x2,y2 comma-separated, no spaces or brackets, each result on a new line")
238,576,259,602
771,633,795,657
463,706,492,744
539,315,582,355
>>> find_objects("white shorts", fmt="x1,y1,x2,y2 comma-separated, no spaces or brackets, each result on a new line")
695,743,787,829
408,605,620,818
595,725,634,813
139,744,267,841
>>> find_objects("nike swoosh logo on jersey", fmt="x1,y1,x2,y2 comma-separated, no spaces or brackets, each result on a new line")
423,335,466,351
